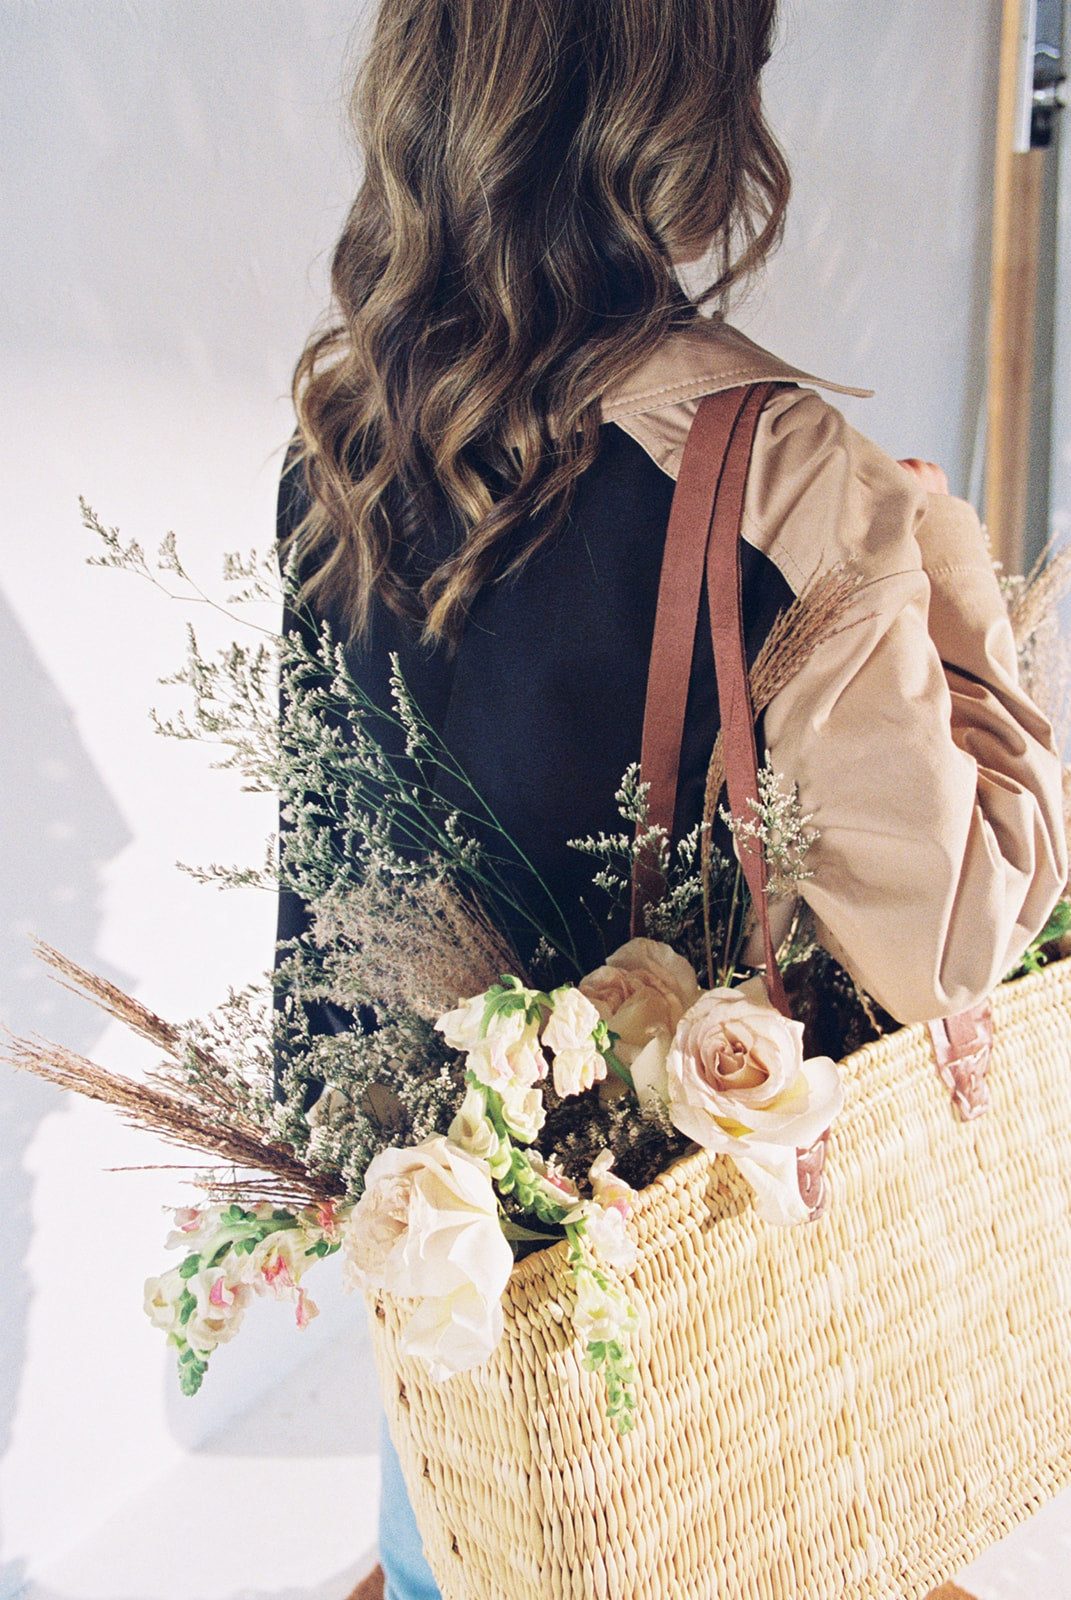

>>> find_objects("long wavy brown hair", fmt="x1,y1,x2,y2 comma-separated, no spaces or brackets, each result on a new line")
289,0,790,645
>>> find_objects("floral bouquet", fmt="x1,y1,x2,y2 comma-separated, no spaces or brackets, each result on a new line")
6,511,1070,1432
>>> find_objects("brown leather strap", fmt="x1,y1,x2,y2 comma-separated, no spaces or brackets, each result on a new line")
631,386,753,927
706,383,790,1016
632,381,791,1017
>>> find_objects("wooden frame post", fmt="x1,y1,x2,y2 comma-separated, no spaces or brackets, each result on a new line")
985,0,1047,574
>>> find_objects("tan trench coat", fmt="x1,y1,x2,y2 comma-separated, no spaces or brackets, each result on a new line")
601,316,1068,1024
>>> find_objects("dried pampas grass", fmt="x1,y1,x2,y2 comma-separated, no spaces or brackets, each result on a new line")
310,873,525,1020
1001,542,1071,879
1004,542,1071,753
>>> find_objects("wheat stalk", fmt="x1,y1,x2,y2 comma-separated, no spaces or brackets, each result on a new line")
701,563,866,869
1,1028,344,1203
1,947,345,1204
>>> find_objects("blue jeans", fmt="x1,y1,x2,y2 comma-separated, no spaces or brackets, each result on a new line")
379,1413,443,1600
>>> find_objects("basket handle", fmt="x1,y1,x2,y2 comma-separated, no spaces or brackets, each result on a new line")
631,381,791,1017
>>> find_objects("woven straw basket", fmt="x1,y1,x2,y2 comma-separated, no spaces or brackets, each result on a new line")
366,957,1071,1600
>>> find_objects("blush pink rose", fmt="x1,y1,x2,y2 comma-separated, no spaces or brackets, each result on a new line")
580,939,701,1085
638,979,844,1226
666,984,840,1147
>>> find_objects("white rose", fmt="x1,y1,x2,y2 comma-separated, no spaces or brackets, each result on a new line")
342,1136,514,1378
580,939,701,1065
497,1081,545,1144
400,1282,504,1383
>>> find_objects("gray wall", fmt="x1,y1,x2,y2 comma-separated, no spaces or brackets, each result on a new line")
739,0,1002,493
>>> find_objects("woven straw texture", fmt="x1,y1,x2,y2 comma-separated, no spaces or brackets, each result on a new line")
367,960,1071,1600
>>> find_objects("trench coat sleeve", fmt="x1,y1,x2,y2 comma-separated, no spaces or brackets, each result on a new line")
745,387,1067,1024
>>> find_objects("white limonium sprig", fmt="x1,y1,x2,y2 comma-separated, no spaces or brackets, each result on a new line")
719,755,817,900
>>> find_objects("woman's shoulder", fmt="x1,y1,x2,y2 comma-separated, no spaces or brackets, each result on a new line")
599,315,869,480
603,317,988,601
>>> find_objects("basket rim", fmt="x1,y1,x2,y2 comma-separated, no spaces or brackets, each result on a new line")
504,955,1071,1290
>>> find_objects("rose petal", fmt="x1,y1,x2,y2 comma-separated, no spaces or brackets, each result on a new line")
630,1033,671,1107
401,1283,505,1380
731,1143,810,1227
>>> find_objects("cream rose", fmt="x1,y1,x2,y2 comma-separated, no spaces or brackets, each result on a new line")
643,980,843,1225
580,939,701,1062
342,1136,514,1378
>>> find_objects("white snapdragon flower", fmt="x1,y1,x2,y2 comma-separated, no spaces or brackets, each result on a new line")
588,1149,634,1216
582,1204,638,1272
573,1267,640,1346
497,1081,545,1144
543,986,606,1097
143,1267,187,1336
436,993,548,1090
448,1083,501,1161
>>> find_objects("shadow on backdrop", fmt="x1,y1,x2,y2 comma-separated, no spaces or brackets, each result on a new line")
9,1560,378,1600
0,588,132,1600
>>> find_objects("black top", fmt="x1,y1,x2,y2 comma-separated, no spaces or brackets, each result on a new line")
275,420,793,1024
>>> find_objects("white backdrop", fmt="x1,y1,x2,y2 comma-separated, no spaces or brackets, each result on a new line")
1,2,1067,1596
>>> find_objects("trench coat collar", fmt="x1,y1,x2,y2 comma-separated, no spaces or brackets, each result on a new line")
597,314,871,478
